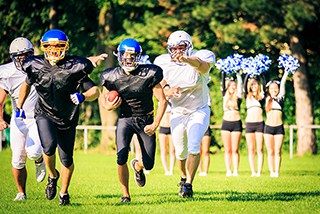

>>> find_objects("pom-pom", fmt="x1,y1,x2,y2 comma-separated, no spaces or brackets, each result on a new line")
278,54,300,74
241,54,271,78
215,52,244,75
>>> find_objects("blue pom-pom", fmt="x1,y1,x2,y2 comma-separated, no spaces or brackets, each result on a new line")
215,52,244,75
241,54,271,78
278,54,300,74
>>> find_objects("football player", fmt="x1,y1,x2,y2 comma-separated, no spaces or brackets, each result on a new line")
154,30,215,198
0,37,46,201
100,38,167,203
16,29,106,205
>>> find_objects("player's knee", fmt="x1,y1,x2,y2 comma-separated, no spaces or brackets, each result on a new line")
42,145,56,156
188,147,200,156
143,160,154,170
117,148,129,165
26,152,42,161
12,160,26,169
60,156,73,167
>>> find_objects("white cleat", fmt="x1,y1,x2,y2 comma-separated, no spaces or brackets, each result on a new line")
35,160,46,182
14,192,26,201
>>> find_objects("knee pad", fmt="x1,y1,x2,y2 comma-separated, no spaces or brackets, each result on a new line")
117,148,129,165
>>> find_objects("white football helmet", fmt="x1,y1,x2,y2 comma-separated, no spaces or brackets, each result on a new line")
167,30,193,56
9,37,34,70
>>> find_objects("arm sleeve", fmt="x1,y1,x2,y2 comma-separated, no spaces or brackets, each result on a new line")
81,76,96,91
150,65,163,88
21,58,36,86
195,50,216,67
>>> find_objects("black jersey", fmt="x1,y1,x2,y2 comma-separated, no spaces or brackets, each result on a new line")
100,64,163,117
22,55,95,128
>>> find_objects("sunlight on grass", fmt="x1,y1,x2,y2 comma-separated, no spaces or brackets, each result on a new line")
0,149,319,213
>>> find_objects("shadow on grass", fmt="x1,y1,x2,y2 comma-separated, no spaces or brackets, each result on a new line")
92,190,320,206
197,190,320,202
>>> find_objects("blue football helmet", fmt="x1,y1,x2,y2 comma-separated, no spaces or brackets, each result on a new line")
40,29,69,63
115,38,142,72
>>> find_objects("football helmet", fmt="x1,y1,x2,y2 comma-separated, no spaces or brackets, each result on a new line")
9,37,34,70
40,29,69,64
167,30,193,56
115,38,142,72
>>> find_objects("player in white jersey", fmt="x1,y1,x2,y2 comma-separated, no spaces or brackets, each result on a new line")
0,37,46,201
154,30,215,198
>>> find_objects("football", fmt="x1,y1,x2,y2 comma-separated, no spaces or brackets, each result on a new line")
106,90,119,102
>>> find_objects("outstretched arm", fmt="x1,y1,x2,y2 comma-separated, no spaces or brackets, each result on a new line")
87,53,108,67
278,71,289,98
180,56,211,74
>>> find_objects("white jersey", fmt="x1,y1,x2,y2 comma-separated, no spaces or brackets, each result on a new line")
154,50,215,114
0,62,38,119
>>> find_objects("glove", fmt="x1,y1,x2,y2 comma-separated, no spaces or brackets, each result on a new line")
70,93,85,105
16,108,26,120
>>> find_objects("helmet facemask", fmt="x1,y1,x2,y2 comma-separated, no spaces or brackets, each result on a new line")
41,40,69,64
167,40,192,57
11,51,34,70
115,38,142,73
167,30,193,58
118,50,141,72
9,37,34,70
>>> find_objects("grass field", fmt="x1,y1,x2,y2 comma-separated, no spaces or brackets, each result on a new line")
0,147,320,214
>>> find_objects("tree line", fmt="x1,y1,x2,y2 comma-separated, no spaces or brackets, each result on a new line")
1,0,319,155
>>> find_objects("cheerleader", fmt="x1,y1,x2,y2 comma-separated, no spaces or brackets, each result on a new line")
220,71,243,176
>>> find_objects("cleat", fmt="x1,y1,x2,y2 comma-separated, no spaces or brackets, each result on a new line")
177,178,186,196
46,169,59,200
179,183,193,198
120,196,131,203
14,192,26,201
59,193,70,206
130,159,146,187
35,160,46,182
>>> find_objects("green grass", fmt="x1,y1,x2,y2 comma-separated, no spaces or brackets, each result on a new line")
0,148,320,214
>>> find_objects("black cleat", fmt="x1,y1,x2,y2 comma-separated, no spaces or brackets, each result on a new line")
120,196,131,203
177,178,186,196
46,170,60,200
59,193,70,206
179,183,193,198
130,159,146,187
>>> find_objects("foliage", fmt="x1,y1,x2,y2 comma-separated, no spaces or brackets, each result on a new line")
1,0,320,152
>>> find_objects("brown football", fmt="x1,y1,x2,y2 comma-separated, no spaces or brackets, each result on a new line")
106,90,119,102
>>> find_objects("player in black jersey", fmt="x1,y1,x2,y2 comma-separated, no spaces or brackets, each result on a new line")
16,29,107,205
100,38,167,203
